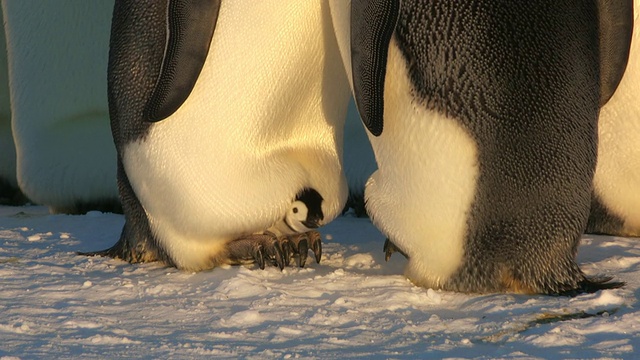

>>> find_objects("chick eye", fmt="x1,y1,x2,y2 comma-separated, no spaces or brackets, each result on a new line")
292,207,298,214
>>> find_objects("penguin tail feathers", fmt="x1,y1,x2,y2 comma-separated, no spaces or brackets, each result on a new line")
579,275,625,293
558,276,625,297
77,241,126,260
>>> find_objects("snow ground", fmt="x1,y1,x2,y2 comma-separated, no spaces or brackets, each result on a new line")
0,205,639,359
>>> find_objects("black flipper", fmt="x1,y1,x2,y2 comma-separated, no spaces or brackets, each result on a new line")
145,0,222,122
350,0,400,136
597,0,634,106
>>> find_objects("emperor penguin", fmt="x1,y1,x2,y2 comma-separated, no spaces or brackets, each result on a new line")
0,6,23,205
337,0,631,294
1,0,119,213
587,0,640,237
87,0,351,271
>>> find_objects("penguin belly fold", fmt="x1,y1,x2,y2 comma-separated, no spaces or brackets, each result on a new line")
351,0,625,295
93,0,350,271
588,0,640,237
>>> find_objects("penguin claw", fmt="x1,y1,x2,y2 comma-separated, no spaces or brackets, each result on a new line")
225,234,285,270
296,238,309,268
288,230,322,265
226,231,322,270
254,245,266,270
383,238,394,261
280,237,292,267
270,242,286,271
273,230,322,267
383,238,408,261
308,231,322,264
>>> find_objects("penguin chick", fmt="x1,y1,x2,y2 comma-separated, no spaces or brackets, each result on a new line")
266,188,324,236
79,0,350,272
260,188,324,268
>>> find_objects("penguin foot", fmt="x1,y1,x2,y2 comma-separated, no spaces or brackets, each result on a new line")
278,230,322,267
226,230,322,270
383,238,408,261
226,234,287,270
78,226,167,265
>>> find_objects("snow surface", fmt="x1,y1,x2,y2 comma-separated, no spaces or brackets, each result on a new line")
1,205,639,359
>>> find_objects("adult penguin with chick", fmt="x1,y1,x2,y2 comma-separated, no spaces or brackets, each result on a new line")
84,0,351,271
345,0,632,294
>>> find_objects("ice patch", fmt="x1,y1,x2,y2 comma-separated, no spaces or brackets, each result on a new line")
0,230,23,240
609,256,640,268
592,339,632,351
277,327,304,336
344,253,376,269
0,323,33,334
85,335,140,345
220,310,264,328
570,289,626,310
0,207,638,358
64,321,102,329
527,328,585,347
427,288,442,303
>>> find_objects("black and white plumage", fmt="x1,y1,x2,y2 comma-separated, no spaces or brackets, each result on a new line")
337,0,631,294
83,0,351,271
266,188,324,237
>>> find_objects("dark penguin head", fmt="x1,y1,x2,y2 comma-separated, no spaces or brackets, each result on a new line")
285,188,324,232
